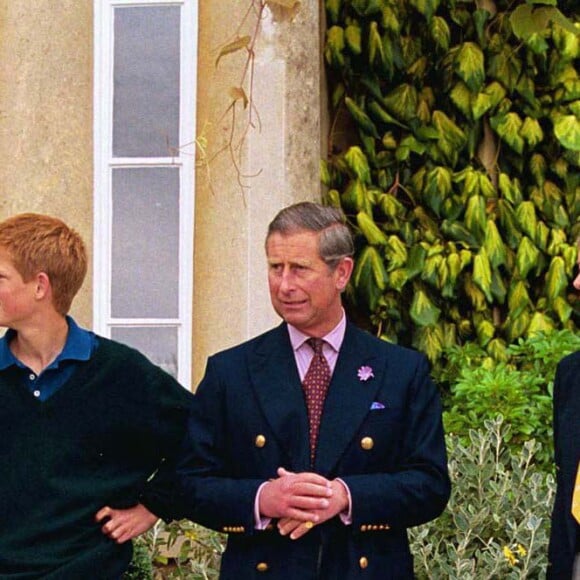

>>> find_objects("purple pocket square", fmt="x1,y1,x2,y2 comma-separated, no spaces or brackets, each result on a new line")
370,401,385,410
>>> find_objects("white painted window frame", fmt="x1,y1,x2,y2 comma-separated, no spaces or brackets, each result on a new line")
93,0,197,389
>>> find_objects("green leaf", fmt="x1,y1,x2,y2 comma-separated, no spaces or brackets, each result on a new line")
455,42,485,92
383,84,419,123
409,0,441,21
473,248,493,302
450,82,472,118
545,256,568,300
424,166,452,216
516,201,538,239
553,115,580,151
344,97,379,138
508,280,531,318
527,312,555,336
488,46,522,91
413,325,444,362
553,296,573,323
342,179,370,213
490,112,525,154
353,245,388,311
476,318,495,347
431,16,450,52
357,211,388,245
516,236,541,278
367,101,409,130
345,24,362,55
344,146,371,184
325,0,342,24
386,235,408,270
498,173,522,205
325,26,345,67
484,220,507,268
520,117,544,148
368,21,384,67
432,111,467,166
465,195,487,242
407,245,427,279
410,288,441,326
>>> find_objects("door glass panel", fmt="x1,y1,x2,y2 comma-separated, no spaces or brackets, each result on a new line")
111,326,178,377
111,167,179,318
113,5,180,157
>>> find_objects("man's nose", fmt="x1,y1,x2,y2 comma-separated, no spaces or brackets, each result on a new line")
279,268,296,292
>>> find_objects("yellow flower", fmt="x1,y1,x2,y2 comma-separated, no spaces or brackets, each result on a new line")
503,545,518,566
516,544,527,557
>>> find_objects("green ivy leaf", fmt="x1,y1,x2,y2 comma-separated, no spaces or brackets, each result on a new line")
413,325,444,362
553,295,573,323
342,179,369,213
516,236,541,278
516,201,538,240
432,110,467,166
553,115,580,151
386,235,408,270
527,311,555,336
345,146,371,184
520,117,544,148
325,0,342,24
508,280,531,318
353,245,388,311
450,82,472,118
475,318,495,346
368,21,384,67
409,0,441,21
325,26,345,67
431,16,450,52
383,84,419,122
345,24,362,55
456,42,485,92
545,256,568,300
357,211,388,245
465,195,487,242
344,97,380,138
381,6,400,33
473,248,493,302
490,112,525,154
410,288,442,326
484,220,507,268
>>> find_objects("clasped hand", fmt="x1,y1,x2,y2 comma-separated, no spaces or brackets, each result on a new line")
259,467,348,540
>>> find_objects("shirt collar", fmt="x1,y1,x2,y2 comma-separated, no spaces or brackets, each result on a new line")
287,310,347,354
0,316,93,371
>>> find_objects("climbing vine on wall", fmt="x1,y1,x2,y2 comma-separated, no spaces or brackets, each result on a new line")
322,0,579,366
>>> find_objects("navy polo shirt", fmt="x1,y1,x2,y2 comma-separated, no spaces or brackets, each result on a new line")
0,317,99,401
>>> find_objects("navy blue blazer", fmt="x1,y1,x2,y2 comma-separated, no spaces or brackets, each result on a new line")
177,323,450,579
548,351,580,579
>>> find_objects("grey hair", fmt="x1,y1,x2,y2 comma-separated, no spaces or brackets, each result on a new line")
266,202,354,269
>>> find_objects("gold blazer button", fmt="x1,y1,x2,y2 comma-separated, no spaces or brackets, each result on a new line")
255,434,266,448
256,562,269,572
359,556,369,569
361,436,374,450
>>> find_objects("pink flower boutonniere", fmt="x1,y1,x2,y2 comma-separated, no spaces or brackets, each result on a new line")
357,365,374,382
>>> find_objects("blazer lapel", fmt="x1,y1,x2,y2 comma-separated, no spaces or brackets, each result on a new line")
314,324,384,475
248,324,311,471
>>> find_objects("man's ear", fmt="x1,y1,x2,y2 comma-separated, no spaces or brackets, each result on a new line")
335,257,354,291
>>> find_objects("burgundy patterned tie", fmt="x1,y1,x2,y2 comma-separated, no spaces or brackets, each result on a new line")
302,338,331,465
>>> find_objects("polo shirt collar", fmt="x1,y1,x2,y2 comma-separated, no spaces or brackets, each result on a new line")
0,316,93,371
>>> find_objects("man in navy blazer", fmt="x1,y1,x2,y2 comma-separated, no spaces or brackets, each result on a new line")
177,202,450,579
548,255,580,580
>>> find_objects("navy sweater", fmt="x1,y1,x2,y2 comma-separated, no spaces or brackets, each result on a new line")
0,338,193,579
